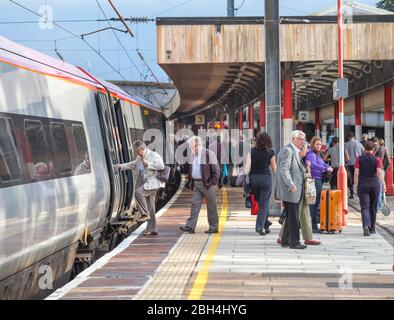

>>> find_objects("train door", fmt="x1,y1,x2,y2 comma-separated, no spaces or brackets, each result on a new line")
113,99,134,213
95,92,125,221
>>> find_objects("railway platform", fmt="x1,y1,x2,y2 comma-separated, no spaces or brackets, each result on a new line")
48,181,394,300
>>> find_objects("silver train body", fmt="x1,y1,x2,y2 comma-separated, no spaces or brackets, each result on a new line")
0,36,171,299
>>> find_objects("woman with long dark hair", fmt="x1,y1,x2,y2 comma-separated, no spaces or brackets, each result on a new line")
245,132,276,235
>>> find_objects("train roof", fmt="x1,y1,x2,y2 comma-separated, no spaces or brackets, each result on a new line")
0,36,155,110
83,72,155,109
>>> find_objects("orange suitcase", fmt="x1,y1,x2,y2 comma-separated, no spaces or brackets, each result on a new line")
320,190,343,233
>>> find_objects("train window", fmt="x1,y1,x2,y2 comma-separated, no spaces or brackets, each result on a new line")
50,122,72,174
24,119,50,177
72,124,88,164
0,117,22,183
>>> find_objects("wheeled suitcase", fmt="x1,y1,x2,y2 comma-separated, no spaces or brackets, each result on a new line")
320,190,342,233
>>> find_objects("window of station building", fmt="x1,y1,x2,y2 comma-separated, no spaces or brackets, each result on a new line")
24,119,50,178
50,122,72,174
72,124,88,165
0,117,22,184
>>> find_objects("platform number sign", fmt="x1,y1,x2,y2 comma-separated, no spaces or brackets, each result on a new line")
195,114,205,125
299,111,309,123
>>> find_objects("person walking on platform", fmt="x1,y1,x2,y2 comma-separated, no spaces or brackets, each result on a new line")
371,136,391,212
345,132,364,199
274,130,307,250
354,141,386,236
115,140,165,236
324,137,349,189
306,136,333,233
244,132,276,236
180,136,220,234
360,133,369,147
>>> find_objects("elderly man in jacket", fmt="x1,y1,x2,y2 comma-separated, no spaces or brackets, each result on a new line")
274,130,307,249
180,136,220,234
115,140,165,236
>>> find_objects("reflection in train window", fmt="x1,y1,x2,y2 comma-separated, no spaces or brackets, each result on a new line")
72,124,88,164
0,117,22,183
51,122,72,174
24,119,49,176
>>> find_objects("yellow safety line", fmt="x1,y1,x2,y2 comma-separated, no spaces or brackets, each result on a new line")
188,187,228,300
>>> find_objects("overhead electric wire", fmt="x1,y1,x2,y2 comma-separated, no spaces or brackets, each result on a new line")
8,0,136,84
95,0,165,105
149,0,194,18
235,0,247,15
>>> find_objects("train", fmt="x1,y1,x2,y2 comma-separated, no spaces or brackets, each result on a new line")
0,36,178,299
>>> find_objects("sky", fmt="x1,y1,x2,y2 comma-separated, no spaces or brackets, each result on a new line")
0,0,383,83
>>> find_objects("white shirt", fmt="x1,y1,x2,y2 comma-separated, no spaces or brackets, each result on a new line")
291,142,301,154
192,153,202,179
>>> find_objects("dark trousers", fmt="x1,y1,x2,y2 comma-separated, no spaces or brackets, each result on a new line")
330,167,351,190
250,173,272,231
282,201,300,246
330,167,339,189
309,178,323,230
348,165,355,197
358,185,380,231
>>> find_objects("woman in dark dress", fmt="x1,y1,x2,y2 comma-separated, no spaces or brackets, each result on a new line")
245,132,277,235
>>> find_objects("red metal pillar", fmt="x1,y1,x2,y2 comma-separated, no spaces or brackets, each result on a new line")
384,85,394,195
337,0,348,226
355,95,362,141
260,100,266,132
238,108,243,132
283,79,293,145
248,104,254,130
315,108,321,137
334,102,339,137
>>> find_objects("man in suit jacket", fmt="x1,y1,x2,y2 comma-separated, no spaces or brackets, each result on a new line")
274,130,307,249
180,136,220,234
115,140,165,236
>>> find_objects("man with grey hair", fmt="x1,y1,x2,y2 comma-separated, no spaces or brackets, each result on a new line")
179,135,220,234
115,140,165,236
274,130,307,249
360,133,369,147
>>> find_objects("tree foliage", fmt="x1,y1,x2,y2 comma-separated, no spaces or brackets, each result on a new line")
376,0,394,12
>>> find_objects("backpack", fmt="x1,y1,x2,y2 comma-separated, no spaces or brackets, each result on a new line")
375,146,391,172
157,166,171,183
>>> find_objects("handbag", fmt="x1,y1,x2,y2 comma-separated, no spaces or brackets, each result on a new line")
245,193,252,209
251,194,259,215
304,177,317,205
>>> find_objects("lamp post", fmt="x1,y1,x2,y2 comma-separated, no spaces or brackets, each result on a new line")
337,0,348,226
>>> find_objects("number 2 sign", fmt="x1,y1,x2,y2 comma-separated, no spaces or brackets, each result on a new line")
298,111,309,122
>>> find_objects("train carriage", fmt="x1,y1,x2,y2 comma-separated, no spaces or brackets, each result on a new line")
0,36,170,299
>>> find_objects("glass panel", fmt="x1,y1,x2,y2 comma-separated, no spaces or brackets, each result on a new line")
51,122,72,174
72,125,88,163
72,124,91,175
0,117,22,183
24,119,49,178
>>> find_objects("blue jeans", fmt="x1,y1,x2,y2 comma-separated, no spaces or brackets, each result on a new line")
250,173,272,231
309,179,323,230
377,180,383,210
